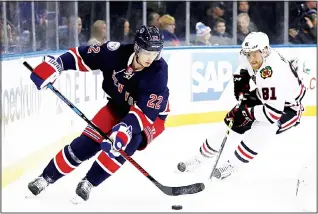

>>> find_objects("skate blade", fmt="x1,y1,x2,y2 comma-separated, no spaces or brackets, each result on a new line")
174,168,199,174
25,191,43,200
25,193,36,199
174,168,186,174
71,195,85,205
25,188,39,199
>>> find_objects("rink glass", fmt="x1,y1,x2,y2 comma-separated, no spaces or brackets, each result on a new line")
0,1,300,56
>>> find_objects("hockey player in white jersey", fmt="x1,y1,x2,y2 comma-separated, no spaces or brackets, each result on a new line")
177,32,307,179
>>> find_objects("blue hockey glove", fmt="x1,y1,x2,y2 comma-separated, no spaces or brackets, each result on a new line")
101,122,132,158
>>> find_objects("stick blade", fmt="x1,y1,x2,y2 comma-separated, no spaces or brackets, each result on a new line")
161,182,205,196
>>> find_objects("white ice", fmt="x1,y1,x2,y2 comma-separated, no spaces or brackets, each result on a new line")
2,117,316,212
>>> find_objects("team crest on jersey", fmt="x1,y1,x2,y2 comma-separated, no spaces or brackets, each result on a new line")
123,66,135,79
260,66,273,79
107,42,120,51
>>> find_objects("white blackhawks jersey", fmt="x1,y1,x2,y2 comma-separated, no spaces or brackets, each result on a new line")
237,49,306,125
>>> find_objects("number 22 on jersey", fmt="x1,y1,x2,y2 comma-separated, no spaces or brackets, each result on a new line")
147,94,163,109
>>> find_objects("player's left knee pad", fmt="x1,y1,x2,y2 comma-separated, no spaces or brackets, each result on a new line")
69,134,101,161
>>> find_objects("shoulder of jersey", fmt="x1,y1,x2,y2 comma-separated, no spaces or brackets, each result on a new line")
104,41,134,53
151,58,168,74
269,51,289,73
260,51,287,81
141,59,168,91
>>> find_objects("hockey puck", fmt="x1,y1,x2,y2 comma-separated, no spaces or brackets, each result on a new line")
177,162,186,172
172,205,183,210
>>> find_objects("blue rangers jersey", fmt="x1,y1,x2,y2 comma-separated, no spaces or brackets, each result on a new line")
57,41,170,134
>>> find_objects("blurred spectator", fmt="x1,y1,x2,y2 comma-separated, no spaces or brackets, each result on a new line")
61,17,68,26
148,12,161,28
238,1,258,32
289,1,316,33
289,28,299,44
211,18,232,45
87,20,107,45
20,19,33,52
159,14,180,46
70,15,87,45
203,2,226,31
36,10,50,50
238,1,249,13
69,15,86,45
58,17,68,35
0,20,6,53
237,13,251,44
7,23,19,53
59,15,87,49
111,17,134,44
293,9,317,44
194,22,212,45
305,1,317,10
0,20,19,53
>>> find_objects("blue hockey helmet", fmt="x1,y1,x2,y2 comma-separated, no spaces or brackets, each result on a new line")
134,25,164,53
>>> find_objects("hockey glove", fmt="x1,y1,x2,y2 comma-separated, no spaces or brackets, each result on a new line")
101,122,132,158
225,104,255,128
30,55,63,90
233,69,250,100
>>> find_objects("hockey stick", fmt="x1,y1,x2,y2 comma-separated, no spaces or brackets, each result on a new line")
208,94,244,181
23,61,205,196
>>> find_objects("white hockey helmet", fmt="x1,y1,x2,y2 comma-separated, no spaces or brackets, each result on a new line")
241,32,270,55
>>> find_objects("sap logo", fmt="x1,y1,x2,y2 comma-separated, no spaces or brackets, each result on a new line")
192,60,233,101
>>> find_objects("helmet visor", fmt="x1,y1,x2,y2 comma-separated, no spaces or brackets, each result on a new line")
138,48,160,57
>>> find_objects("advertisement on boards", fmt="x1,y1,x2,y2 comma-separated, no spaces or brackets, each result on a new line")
190,50,239,102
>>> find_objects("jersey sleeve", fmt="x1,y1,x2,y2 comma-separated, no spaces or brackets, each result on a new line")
120,62,170,134
251,64,288,124
57,41,120,71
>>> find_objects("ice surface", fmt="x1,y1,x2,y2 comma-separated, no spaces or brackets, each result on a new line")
2,117,316,212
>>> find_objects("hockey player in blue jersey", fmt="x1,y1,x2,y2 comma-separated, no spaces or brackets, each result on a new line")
27,25,170,201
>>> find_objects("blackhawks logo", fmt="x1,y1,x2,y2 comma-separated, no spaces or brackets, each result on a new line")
260,66,273,79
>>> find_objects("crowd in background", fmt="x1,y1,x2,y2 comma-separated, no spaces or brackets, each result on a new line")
0,1,317,55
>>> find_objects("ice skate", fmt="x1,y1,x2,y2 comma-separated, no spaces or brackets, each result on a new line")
177,153,215,173
212,160,235,180
27,176,50,196
177,141,219,173
71,178,94,204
